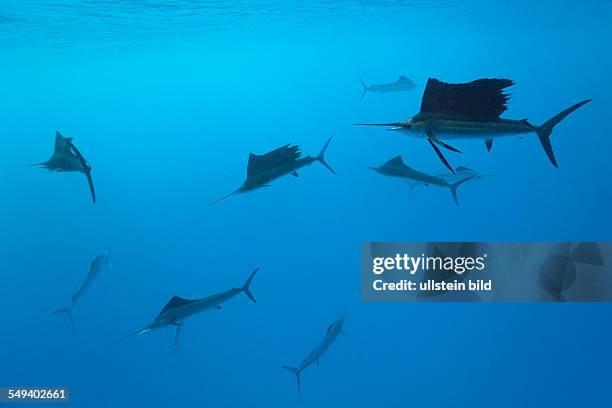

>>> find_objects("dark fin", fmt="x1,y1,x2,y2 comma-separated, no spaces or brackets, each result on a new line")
159,295,195,314
455,166,474,172
570,242,605,266
317,136,336,175
398,75,408,81
52,307,75,336
247,144,301,177
85,169,96,204
172,324,183,354
448,176,475,207
291,171,299,177
215,305,222,309
434,138,462,153
383,155,407,167
426,130,456,174
54,130,74,155
242,267,259,303
66,140,96,203
428,139,454,174
485,139,493,152
282,366,302,396
420,78,514,120
536,99,591,167
358,77,369,102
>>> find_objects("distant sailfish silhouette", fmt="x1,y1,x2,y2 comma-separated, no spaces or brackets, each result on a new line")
283,312,346,395
211,137,336,204
356,78,590,172
116,268,258,352
52,253,112,335
358,75,416,101
30,131,96,203
366,156,474,207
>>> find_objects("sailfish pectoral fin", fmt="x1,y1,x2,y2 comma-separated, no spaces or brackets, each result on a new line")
428,140,455,174
173,324,184,354
427,130,459,174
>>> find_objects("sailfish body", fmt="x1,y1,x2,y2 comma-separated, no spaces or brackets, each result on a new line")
52,253,112,334
283,313,346,395
356,78,591,171
359,75,416,101
32,131,96,203
368,156,474,207
211,137,335,204
117,268,259,351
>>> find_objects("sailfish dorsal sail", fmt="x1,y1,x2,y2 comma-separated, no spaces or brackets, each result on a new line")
246,144,301,177
159,295,194,314
383,155,410,169
419,78,514,121
54,131,74,155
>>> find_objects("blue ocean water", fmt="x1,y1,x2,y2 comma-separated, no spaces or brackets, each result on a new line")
1,0,611,406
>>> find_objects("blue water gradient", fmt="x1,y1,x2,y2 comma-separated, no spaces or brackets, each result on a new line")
1,1,611,406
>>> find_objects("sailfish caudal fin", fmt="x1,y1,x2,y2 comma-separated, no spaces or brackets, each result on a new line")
52,307,75,336
536,99,591,167
242,267,259,303
317,137,336,175
448,176,475,207
358,77,369,102
282,366,302,395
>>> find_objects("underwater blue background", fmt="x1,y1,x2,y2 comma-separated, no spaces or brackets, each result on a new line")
1,1,612,406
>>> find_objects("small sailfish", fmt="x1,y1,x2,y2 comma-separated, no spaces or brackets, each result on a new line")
356,78,591,172
366,156,474,207
212,137,336,204
30,131,96,203
116,268,259,351
52,253,112,335
283,312,346,395
359,75,416,101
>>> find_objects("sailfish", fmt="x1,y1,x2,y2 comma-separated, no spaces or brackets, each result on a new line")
356,78,591,172
211,137,336,204
30,131,96,203
116,268,259,352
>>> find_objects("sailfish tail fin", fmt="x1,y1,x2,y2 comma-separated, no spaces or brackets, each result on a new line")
448,176,475,207
282,366,302,395
536,99,591,167
358,77,369,102
242,267,259,303
52,307,75,336
317,136,336,175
